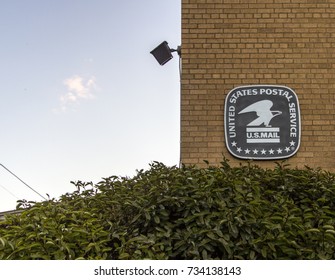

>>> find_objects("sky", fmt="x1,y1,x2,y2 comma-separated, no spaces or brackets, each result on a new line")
0,0,181,211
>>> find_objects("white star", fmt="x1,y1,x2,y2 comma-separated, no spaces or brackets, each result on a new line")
277,148,283,154
285,147,290,152
253,149,259,154
237,147,242,153
245,149,250,154
231,141,237,147
290,141,296,146
269,149,274,155
261,149,266,155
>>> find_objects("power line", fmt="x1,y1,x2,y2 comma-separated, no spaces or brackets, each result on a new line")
0,183,20,200
0,164,47,200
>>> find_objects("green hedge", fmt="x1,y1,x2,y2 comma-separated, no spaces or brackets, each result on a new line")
1,160,335,259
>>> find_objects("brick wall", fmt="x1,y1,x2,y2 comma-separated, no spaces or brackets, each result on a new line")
181,0,335,170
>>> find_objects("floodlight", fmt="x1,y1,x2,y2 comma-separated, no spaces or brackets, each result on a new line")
150,41,181,66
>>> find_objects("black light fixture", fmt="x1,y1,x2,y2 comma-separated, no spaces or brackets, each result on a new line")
150,41,181,66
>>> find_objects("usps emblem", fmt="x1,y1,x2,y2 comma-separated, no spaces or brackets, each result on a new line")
224,85,301,160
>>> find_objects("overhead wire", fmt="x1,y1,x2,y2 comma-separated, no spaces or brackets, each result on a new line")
0,164,47,201
0,183,20,200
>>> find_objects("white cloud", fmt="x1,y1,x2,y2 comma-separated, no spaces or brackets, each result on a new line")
54,75,97,113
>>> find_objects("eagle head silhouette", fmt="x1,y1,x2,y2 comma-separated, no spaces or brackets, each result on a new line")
238,100,282,127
